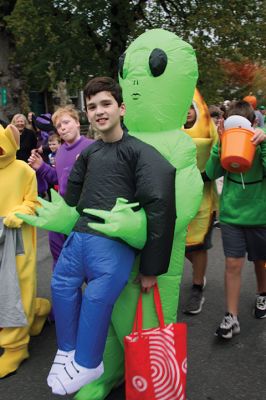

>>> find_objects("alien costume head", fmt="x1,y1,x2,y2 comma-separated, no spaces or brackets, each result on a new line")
119,29,198,132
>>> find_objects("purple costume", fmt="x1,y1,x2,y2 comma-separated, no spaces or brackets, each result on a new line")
36,136,94,268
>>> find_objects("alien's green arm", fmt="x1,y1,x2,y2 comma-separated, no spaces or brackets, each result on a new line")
84,198,147,250
167,132,203,233
16,189,79,235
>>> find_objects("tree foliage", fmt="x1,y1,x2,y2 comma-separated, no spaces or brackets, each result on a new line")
3,0,266,104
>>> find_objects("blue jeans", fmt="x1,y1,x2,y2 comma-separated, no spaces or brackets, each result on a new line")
52,232,135,368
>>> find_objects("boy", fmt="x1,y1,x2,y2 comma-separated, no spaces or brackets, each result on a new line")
206,100,266,339
28,106,94,269
48,133,61,167
48,77,176,395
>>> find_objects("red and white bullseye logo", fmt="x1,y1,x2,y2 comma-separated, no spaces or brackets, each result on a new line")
182,358,187,374
132,375,148,392
149,324,184,400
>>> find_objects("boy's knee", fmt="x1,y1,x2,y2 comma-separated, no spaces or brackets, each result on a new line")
226,257,244,272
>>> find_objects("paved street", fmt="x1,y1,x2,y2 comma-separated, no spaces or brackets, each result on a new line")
1,228,265,400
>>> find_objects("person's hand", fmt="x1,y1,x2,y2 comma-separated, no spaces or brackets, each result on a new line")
134,273,157,293
251,128,266,145
3,212,23,228
28,150,43,170
217,117,224,138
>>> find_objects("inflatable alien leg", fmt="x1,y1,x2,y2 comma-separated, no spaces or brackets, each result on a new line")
77,29,202,400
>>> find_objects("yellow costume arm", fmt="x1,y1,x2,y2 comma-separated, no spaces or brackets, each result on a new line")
4,172,38,228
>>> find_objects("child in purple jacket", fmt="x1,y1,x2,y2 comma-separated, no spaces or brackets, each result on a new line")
28,106,94,268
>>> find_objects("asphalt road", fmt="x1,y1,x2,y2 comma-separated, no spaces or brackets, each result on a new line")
1,228,265,400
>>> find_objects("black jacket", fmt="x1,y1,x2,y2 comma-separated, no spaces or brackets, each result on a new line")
65,131,176,276
16,128,37,163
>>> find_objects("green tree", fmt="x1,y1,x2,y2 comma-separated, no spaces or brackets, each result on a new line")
145,0,266,103
4,0,266,104
5,0,148,93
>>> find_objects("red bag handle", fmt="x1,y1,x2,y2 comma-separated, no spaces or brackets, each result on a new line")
132,283,165,333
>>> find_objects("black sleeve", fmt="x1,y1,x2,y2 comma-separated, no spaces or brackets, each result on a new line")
135,145,176,276
30,130,37,149
64,150,88,206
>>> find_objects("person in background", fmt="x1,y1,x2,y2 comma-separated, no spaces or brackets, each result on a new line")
209,105,223,128
11,113,37,163
27,111,36,131
28,105,94,272
48,133,61,167
206,100,266,340
243,95,264,128
182,98,218,315
209,104,224,228
32,113,56,163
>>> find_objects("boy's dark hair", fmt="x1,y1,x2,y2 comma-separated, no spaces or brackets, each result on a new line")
227,100,255,125
83,77,123,108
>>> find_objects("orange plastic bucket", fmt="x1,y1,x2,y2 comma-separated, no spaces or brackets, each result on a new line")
221,128,256,173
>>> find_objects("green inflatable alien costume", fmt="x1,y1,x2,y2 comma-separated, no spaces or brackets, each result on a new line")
76,28,203,400
18,29,203,399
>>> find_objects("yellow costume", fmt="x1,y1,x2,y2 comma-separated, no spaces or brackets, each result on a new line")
0,125,50,378
183,89,218,246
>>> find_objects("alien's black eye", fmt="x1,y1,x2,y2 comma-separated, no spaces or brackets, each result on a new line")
118,53,126,79
149,48,168,77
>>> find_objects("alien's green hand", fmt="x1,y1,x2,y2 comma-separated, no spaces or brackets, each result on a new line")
84,198,147,249
16,189,79,235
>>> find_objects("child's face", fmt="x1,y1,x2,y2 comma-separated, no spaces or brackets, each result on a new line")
49,140,60,152
54,113,80,144
186,106,197,126
86,91,125,136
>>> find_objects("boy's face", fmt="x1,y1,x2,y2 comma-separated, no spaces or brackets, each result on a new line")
54,113,80,145
86,91,125,135
49,140,60,152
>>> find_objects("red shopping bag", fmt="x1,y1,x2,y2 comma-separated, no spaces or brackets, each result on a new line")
124,284,187,400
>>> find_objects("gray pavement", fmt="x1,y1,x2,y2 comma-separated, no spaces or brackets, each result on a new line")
1,228,265,400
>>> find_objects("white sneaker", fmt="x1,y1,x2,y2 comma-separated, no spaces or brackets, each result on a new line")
47,349,75,387
254,295,266,319
51,360,104,395
215,313,240,339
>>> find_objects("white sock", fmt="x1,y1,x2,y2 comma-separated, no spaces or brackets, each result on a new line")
47,349,75,387
51,360,104,395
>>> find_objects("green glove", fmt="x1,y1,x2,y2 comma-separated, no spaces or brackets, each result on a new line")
84,198,147,249
16,189,79,235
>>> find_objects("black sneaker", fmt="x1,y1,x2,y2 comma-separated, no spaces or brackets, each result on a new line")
215,313,240,339
213,219,221,229
254,295,266,319
183,286,205,315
